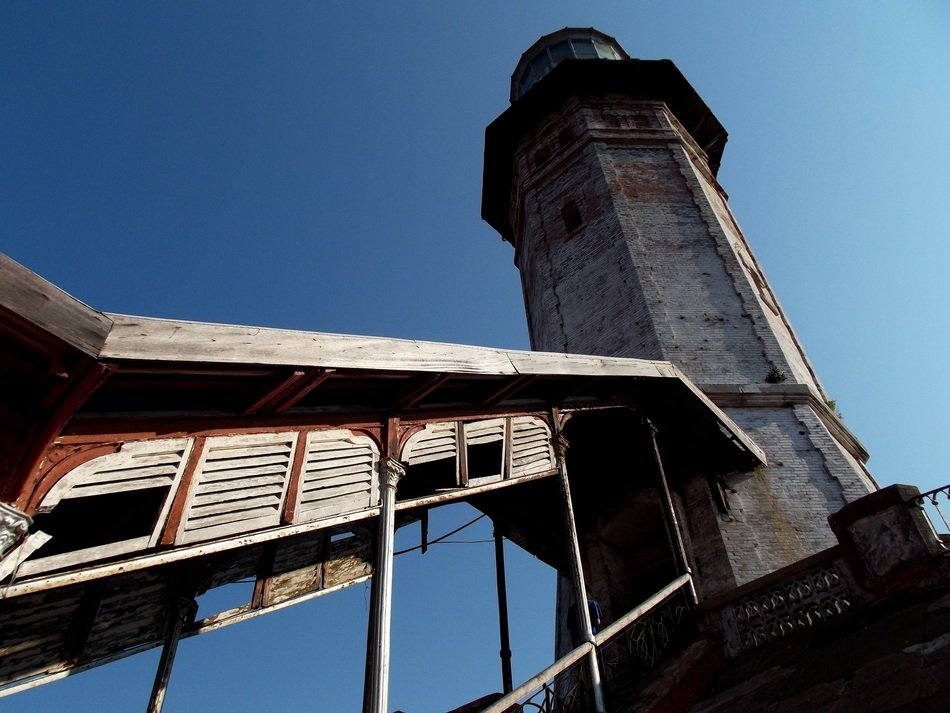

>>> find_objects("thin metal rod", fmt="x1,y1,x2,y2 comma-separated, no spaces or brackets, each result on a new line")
493,526,513,694
145,597,191,713
362,456,405,713
647,419,697,604
551,410,606,713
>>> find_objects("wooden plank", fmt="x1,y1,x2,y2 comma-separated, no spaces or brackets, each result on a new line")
74,463,179,484
102,316,518,374
300,472,371,491
191,484,285,506
95,452,184,470
204,443,292,459
64,479,173,498
0,254,113,357
302,462,372,481
17,537,151,577
182,512,277,539
196,467,288,485
192,474,286,495
187,494,281,518
201,454,290,473
282,431,309,524
160,436,207,546
300,484,371,504
304,453,373,469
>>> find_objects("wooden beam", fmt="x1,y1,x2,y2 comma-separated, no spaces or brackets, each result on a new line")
481,374,535,406
159,436,206,546
241,371,307,416
0,254,113,357
271,369,335,413
390,373,451,412
16,362,113,505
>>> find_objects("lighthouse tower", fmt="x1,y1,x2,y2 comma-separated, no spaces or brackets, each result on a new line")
482,28,875,597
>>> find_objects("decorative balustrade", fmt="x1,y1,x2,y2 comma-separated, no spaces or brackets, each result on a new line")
729,564,852,651
482,575,693,713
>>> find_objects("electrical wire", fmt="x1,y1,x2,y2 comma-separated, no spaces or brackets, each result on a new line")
394,513,487,556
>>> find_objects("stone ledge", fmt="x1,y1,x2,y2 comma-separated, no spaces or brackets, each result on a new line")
699,383,869,464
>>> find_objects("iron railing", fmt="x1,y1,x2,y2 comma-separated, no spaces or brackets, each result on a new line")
482,574,692,713
916,484,950,537
596,575,693,694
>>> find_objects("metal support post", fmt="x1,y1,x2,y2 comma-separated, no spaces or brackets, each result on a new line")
362,454,405,713
552,411,606,713
646,419,697,604
493,525,513,694
146,596,193,713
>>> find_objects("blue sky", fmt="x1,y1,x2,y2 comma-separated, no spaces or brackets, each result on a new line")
2,2,949,711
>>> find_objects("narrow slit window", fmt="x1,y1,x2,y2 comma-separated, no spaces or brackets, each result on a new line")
562,201,583,232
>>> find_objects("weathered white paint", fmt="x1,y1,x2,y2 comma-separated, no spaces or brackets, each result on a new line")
177,432,296,544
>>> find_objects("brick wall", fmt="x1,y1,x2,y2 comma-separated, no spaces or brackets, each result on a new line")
507,96,874,592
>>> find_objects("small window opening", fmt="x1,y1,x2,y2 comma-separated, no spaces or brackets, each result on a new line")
466,440,504,482
30,487,170,559
557,127,574,148
398,459,457,500
195,578,256,621
561,201,583,232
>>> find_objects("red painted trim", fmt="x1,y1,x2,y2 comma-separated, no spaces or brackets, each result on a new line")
272,369,335,413
12,362,113,504
242,370,307,415
23,442,121,512
159,436,206,546
282,431,309,524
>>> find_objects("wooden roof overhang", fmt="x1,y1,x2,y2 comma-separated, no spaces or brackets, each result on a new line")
0,256,765,695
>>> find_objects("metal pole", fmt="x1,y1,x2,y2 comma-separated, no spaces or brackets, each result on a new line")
145,596,192,713
362,456,405,713
646,419,697,604
551,411,607,713
493,525,513,694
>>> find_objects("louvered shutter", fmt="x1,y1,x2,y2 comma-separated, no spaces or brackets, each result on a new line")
510,416,556,475
178,433,296,544
403,422,458,465
463,419,505,446
19,439,194,575
295,430,379,522
42,439,194,507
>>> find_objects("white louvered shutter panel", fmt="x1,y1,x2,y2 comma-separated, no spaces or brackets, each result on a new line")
463,418,505,445
42,438,194,506
178,432,296,544
18,439,195,576
510,416,556,476
295,430,379,522
403,422,458,465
